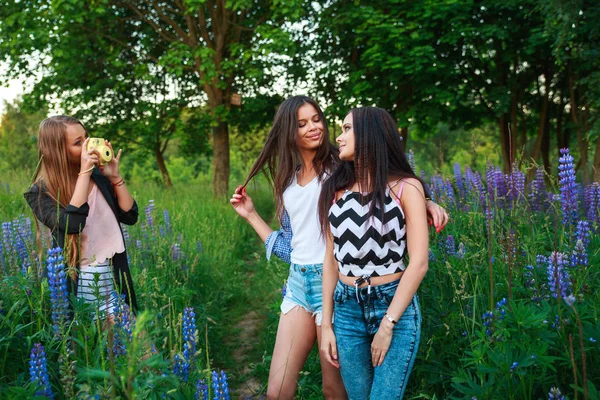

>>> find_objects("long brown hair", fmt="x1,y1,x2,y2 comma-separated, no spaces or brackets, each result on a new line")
242,95,339,222
318,107,430,234
32,116,87,277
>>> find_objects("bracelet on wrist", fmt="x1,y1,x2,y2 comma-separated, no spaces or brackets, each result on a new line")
384,313,397,325
111,178,124,187
78,166,94,176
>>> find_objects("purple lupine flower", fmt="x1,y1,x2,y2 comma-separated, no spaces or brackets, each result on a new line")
121,224,130,246
429,174,445,204
0,234,4,270
548,387,565,400
112,293,134,357
574,220,591,248
485,208,494,231
444,180,456,206
510,361,518,372
547,252,570,299
195,379,209,400
454,163,465,200
182,307,197,365
211,370,231,400
47,247,68,334
29,343,53,398
506,165,526,207
584,183,600,228
219,371,230,400
529,168,547,212
211,370,220,400
171,243,182,262
481,311,494,336
196,241,203,253
145,200,155,228
470,170,487,210
135,239,142,250
2,221,13,253
163,209,172,235
496,298,507,319
428,249,436,262
457,242,466,259
523,265,541,302
407,149,416,173
445,235,456,256
282,281,287,299
15,234,29,275
563,295,576,307
558,148,579,227
173,354,189,382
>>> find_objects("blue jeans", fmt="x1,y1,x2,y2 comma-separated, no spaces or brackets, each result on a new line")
333,279,421,399
281,263,324,325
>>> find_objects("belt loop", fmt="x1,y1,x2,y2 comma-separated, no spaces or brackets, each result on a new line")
354,280,361,303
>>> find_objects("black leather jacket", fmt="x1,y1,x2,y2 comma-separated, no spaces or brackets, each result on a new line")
24,168,139,311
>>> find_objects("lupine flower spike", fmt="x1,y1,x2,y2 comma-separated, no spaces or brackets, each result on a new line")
29,343,53,398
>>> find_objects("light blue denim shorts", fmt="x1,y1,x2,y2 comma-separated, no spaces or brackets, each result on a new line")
281,263,323,325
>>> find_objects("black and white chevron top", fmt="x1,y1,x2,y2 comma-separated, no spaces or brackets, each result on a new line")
329,181,407,277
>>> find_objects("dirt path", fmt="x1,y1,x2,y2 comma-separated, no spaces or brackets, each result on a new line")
231,309,266,399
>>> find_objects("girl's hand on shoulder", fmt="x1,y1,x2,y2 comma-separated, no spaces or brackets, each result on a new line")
425,200,449,233
229,186,255,219
80,137,99,173
371,319,394,367
320,325,340,368
100,140,122,183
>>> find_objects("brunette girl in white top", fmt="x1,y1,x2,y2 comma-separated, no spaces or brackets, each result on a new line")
230,96,448,399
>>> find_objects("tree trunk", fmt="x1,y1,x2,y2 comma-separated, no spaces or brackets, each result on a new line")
569,68,590,184
542,110,550,174
212,120,230,198
529,70,550,166
499,115,512,172
511,90,520,163
593,134,600,182
154,144,173,188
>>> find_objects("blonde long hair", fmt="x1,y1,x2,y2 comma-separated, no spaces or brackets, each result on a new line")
32,116,87,277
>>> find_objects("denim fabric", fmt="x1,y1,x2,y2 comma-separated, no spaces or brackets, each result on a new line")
281,263,324,325
333,280,421,399
265,209,293,264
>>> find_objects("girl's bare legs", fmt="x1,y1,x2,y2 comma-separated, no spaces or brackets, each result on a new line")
317,326,347,399
267,307,348,400
267,307,317,399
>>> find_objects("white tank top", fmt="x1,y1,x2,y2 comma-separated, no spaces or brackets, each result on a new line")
282,173,326,264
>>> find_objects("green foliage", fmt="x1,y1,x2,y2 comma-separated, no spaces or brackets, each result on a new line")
0,99,46,173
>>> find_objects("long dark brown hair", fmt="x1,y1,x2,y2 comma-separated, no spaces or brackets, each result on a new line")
32,116,87,277
318,107,430,234
242,95,339,222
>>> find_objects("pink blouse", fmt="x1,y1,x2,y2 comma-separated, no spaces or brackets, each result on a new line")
80,184,125,266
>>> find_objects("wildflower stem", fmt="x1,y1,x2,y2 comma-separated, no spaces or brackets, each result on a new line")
572,307,589,400
569,333,579,400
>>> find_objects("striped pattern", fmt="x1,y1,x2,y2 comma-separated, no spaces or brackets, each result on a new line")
329,190,406,277
77,261,117,317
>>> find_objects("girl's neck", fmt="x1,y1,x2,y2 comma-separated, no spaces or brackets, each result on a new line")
298,148,317,176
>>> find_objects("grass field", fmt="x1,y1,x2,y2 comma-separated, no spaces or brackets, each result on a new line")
1,152,599,399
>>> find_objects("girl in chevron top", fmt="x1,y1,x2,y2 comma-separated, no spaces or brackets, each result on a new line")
318,106,429,399
230,96,447,399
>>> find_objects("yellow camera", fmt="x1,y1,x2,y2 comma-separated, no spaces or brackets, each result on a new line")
87,138,113,165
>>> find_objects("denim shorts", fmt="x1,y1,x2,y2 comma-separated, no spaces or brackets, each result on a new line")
281,263,323,325
333,279,421,399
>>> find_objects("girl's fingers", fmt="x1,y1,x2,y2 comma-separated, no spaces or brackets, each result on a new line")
115,149,122,162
